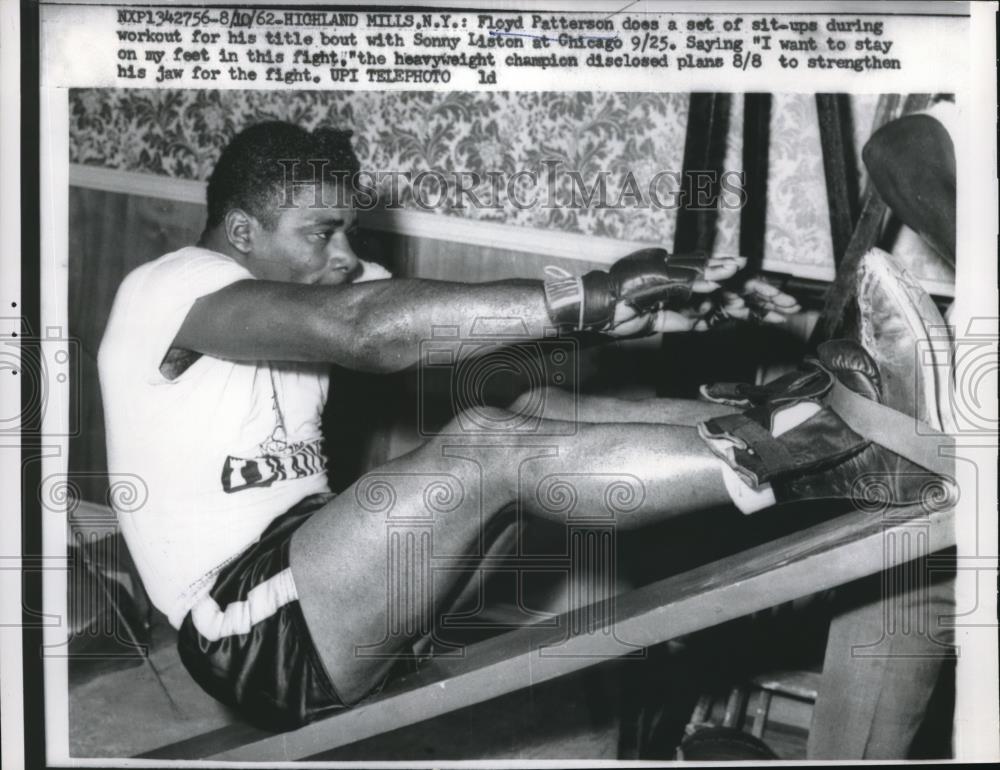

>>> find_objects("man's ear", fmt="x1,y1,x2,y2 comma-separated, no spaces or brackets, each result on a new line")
223,209,257,254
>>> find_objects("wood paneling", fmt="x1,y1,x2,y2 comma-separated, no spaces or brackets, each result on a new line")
68,188,206,502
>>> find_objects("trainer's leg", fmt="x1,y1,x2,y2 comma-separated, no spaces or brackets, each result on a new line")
807,567,956,759
291,407,732,703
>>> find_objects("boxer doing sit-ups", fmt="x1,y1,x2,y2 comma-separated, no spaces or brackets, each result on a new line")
98,122,946,730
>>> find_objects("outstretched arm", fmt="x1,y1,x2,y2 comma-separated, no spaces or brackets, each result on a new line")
172,251,785,373
174,277,551,373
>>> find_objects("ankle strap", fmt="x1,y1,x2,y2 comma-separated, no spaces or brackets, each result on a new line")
826,379,955,476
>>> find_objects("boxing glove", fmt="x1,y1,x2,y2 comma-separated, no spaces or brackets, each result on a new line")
543,248,707,332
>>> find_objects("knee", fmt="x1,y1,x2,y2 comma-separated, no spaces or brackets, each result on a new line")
324,655,394,707
420,407,522,492
437,405,519,436
508,387,541,415
508,386,562,418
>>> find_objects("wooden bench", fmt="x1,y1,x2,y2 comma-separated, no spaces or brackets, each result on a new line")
140,503,953,760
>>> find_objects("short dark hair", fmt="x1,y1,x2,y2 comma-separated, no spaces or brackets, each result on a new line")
205,121,360,230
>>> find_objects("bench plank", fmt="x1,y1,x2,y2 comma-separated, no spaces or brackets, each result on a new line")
144,505,952,760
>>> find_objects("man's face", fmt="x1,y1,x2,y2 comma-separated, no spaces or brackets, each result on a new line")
247,182,360,285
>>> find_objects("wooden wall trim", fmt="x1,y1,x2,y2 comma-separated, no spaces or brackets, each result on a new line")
70,164,206,206
68,164,663,266
68,164,954,296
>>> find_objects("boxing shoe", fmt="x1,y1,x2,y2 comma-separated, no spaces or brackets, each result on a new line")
701,248,956,514
700,339,930,505
699,367,830,410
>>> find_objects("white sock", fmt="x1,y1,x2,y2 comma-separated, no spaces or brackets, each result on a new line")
717,401,822,515
720,464,777,515
771,401,821,438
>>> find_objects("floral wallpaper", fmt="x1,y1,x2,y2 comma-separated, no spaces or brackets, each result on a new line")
69,89,952,280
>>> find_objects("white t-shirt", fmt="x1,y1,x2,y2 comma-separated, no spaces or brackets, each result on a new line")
99,246,331,628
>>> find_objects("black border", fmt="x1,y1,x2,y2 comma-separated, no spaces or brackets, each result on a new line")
21,1,45,768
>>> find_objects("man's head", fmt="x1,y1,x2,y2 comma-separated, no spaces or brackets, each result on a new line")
204,121,362,284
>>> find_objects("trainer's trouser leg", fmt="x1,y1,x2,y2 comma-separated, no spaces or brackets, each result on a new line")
290,407,732,703
807,563,956,759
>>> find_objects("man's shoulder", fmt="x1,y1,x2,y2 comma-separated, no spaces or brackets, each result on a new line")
100,246,251,371
113,246,254,312
123,245,241,286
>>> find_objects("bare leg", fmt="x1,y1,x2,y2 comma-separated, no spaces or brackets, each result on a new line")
513,387,737,426
291,406,730,703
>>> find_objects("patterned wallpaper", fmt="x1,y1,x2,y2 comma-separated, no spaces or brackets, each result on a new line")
69,89,953,280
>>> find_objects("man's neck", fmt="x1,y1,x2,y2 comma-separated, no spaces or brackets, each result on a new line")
199,228,249,271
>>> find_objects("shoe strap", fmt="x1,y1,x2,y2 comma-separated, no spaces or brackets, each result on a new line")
826,379,955,477
703,407,864,486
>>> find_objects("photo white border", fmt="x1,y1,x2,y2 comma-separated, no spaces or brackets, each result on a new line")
0,0,26,764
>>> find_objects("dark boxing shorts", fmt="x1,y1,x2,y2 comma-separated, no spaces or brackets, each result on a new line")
177,492,346,731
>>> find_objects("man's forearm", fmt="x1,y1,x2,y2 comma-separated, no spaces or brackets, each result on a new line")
178,249,738,369
326,278,551,372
